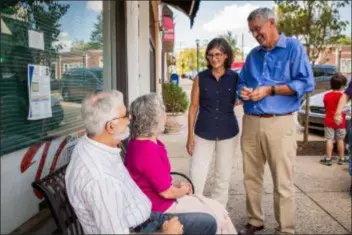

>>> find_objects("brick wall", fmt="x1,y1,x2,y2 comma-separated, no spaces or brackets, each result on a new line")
308,45,352,76
52,50,103,79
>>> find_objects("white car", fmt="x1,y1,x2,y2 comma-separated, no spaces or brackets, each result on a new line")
298,90,351,139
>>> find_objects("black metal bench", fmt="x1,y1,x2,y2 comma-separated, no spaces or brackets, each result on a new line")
32,138,194,234
32,164,83,234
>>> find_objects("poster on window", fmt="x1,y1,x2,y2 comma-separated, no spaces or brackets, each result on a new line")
27,64,52,120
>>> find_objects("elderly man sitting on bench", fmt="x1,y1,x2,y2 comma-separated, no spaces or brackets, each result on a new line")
65,90,217,234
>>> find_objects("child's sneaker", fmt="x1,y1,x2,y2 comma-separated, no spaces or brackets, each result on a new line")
320,157,332,166
337,158,349,165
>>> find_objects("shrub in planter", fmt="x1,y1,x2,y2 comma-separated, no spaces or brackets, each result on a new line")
162,83,189,133
162,83,189,113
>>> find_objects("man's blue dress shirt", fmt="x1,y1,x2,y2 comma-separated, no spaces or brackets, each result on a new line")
238,33,315,115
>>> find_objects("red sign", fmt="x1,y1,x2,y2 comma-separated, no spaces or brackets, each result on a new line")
163,16,174,42
231,61,245,69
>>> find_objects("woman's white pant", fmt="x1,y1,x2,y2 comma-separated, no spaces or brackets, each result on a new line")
189,135,239,206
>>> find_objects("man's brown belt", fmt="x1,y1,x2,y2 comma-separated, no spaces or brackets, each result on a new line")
248,112,293,118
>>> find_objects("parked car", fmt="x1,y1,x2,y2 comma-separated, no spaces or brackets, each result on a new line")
312,64,338,95
297,90,351,147
60,67,103,101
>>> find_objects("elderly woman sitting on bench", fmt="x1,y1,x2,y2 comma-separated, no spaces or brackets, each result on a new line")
125,93,237,234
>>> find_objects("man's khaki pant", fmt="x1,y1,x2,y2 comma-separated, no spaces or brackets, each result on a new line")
241,114,296,234
190,135,239,206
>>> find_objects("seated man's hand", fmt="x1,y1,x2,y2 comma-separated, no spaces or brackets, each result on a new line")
162,216,183,234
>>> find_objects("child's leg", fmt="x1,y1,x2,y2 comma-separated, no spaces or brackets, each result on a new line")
326,140,334,158
336,139,345,159
321,127,334,166
336,129,348,165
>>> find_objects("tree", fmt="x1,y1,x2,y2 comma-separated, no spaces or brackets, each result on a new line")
176,48,206,76
218,31,241,60
71,40,101,52
71,13,103,52
275,0,350,144
328,35,351,45
90,13,103,47
1,1,70,66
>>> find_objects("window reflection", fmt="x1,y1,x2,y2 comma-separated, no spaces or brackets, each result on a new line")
0,1,104,155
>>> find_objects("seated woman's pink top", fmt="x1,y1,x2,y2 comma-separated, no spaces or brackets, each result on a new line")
125,139,175,212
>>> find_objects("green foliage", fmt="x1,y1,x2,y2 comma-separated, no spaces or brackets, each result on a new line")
218,31,242,60
71,40,101,52
275,0,350,62
327,36,352,45
1,1,70,67
71,13,103,52
162,83,189,113
90,13,103,46
176,48,206,75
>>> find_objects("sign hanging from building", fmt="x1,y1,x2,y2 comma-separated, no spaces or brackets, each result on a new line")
163,16,174,42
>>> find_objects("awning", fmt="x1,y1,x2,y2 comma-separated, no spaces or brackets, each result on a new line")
161,0,201,27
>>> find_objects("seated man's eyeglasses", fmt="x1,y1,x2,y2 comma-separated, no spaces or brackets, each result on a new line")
107,111,130,123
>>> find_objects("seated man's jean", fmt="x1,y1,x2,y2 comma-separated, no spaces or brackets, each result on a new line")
138,212,217,234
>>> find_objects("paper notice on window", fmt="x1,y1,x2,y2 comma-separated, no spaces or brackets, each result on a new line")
28,30,44,50
27,64,52,120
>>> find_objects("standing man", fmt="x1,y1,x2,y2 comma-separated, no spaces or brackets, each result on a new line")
238,8,314,235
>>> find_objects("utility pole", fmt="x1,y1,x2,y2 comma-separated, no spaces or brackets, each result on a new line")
337,47,342,72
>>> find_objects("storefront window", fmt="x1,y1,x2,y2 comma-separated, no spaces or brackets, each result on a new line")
0,0,104,155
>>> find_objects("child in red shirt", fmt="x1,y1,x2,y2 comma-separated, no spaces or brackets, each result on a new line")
321,74,348,166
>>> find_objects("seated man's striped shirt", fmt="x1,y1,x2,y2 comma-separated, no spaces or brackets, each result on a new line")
65,136,152,234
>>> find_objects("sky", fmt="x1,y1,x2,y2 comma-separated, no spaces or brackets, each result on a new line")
171,1,352,56
54,1,102,52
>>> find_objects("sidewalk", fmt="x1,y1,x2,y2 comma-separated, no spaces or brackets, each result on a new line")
159,78,351,234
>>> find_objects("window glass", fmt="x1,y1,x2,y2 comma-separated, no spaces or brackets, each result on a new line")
0,1,104,155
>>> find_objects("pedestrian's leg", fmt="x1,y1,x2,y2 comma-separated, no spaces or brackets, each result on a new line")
190,135,215,195
337,139,345,160
262,115,296,234
166,212,217,235
326,140,334,158
211,135,239,206
241,115,266,227
336,129,347,165
321,127,333,166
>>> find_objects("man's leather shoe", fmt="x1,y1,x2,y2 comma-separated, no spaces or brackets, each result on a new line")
238,223,265,235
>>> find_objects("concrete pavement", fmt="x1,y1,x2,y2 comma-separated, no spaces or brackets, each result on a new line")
159,78,351,234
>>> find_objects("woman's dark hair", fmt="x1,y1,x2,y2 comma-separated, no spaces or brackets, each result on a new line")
330,73,347,90
205,37,233,69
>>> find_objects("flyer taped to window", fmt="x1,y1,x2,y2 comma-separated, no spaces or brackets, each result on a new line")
27,64,52,120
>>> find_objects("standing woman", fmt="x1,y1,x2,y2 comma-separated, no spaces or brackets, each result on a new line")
187,38,240,206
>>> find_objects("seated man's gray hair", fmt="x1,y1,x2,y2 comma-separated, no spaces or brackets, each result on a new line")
247,7,277,23
130,93,165,138
81,90,124,136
